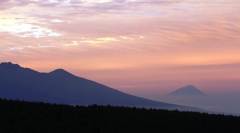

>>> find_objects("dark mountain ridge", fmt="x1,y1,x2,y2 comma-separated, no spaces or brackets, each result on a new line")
0,62,202,111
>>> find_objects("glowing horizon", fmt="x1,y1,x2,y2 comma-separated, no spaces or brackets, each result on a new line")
1,0,240,96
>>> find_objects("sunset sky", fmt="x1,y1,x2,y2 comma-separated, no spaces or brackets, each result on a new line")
1,0,240,98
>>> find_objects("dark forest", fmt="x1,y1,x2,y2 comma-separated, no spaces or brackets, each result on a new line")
0,98,239,133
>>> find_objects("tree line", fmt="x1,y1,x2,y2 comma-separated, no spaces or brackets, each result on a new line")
0,98,239,133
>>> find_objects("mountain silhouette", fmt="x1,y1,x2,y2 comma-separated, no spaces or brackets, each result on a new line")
168,85,207,96
0,62,202,111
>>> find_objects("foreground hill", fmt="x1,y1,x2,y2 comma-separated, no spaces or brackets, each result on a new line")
0,98,239,133
0,62,201,111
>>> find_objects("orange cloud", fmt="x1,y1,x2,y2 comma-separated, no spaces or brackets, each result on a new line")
1,0,240,95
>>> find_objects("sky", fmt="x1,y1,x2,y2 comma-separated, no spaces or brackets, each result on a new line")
0,0,240,98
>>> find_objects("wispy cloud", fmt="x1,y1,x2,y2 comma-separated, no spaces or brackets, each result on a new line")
0,0,240,93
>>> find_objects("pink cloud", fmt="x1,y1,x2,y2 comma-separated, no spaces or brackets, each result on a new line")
0,0,240,96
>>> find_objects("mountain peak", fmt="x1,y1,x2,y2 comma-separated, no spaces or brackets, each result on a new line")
185,85,194,87
0,62,21,71
181,85,198,90
49,68,73,77
168,85,207,96
1,62,13,65
50,68,67,73
0,62,20,67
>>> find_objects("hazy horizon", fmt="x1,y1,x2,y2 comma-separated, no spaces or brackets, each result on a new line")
0,0,240,114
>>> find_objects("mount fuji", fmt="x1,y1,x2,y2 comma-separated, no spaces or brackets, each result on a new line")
168,85,207,96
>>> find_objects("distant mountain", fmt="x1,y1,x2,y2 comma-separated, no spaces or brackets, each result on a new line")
0,62,202,111
168,85,207,96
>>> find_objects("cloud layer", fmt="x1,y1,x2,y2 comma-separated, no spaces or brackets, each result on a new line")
0,0,240,94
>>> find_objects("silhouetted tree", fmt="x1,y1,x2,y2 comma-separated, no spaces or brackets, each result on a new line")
0,98,239,133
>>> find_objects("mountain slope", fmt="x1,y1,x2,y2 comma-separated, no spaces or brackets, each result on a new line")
0,62,202,111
